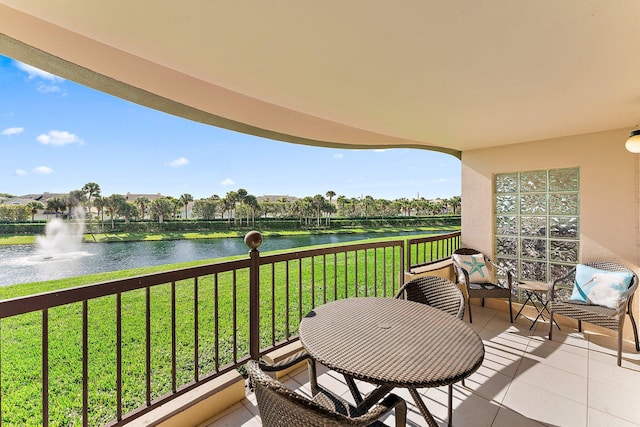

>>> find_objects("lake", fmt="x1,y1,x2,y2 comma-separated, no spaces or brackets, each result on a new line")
0,230,441,286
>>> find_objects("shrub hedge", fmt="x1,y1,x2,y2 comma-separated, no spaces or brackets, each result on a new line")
0,215,460,235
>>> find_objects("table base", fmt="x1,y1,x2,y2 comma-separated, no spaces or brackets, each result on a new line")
346,376,445,427
515,287,561,330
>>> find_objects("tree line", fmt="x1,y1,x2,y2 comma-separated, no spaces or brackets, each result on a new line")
0,183,461,228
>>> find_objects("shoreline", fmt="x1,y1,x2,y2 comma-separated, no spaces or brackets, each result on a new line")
0,225,460,246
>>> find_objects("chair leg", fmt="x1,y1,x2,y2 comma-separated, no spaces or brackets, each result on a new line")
448,383,453,427
548,312,554,340
481,298,485,307
618,328,623,367
578,319,582,332
627,304,640,352
467,300,473,323
508,295,513,323
307,359,319,395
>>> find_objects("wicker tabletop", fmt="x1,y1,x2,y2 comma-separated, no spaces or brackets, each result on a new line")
299,297,485,426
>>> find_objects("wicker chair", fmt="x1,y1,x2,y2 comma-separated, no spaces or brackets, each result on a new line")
548,261,640,366
452,248,514,323
246,351,407,427
394,275,465,424
395,275,465,320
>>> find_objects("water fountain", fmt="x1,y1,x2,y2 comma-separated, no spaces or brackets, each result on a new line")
35,206,88,260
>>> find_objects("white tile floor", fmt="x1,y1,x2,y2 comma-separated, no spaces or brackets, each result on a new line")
202,305,640,427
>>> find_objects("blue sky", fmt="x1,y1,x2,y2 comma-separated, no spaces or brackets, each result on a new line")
0,55,460,201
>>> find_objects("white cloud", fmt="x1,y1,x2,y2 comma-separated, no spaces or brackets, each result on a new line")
36,130,84,146
15,169,27,176
36,83,64,94
15,61,64,82
333,153,344,159
169,157,189,167
1,127,24,136
33,166,54,175
373,149,387,152
220,178,235,186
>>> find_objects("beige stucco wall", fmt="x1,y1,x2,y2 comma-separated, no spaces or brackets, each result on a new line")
461,128,640,338
461,127,638,267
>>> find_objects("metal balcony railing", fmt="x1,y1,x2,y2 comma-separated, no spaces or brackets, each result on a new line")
406,231,461,271
0,231,459,426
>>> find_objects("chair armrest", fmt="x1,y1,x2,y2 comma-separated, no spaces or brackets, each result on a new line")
258,350,319,395
486,258,514,289
548,266,577,301
258,350,312,372
394,282,408,299
613,279,639,314
353,393,407,427
457,265,471,287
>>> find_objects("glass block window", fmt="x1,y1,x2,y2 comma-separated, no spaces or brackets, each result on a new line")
494,168,580,283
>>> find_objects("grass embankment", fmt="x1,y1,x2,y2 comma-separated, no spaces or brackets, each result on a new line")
0,228,456,425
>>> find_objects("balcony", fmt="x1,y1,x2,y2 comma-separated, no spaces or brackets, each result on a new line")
2,231,639,426
207,304,640,427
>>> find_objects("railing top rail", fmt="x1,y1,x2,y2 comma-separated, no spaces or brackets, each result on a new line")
406,231,460,245
259,239,405,264
0,257,252,319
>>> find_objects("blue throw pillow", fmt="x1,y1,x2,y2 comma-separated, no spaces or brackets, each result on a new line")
569,264,633,309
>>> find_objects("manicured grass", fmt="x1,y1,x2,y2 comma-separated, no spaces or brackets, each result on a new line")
0,230,456,425
0,235,35,245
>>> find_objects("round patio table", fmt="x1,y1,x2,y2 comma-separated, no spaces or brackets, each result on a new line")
299,297,485,427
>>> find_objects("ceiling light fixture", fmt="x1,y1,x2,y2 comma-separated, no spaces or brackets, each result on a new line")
625,127,640,153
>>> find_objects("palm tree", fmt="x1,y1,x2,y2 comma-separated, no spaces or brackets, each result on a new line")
120,202,138,223
93,196,105,229
349,197,359,216
449,196,461,215
236,188,248,224
135,197,151,220
67,189,87,220
325,190,336,225
362,195,374,218
210,194,222,219
243,194,259,225
179,193,193,219
312,194,325,226
46,197,66,218
27,201,44,221
377,198,391,216
431,199,445,215
336,195,347,216
192,195,220,219
82,182,101,230
166,197,181,219
104,194,126,229
150,197,174,223
223,191,238,224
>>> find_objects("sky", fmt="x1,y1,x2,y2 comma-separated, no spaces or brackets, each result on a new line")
0,54,461,201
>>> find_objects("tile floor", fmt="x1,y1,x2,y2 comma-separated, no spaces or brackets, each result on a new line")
202,305,640,427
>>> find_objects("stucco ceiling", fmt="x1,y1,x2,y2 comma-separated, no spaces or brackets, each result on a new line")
1,1,640,158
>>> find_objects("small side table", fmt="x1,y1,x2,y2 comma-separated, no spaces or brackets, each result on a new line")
515,280,560,330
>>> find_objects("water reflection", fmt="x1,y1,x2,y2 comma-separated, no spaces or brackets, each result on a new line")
0,230,442,286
